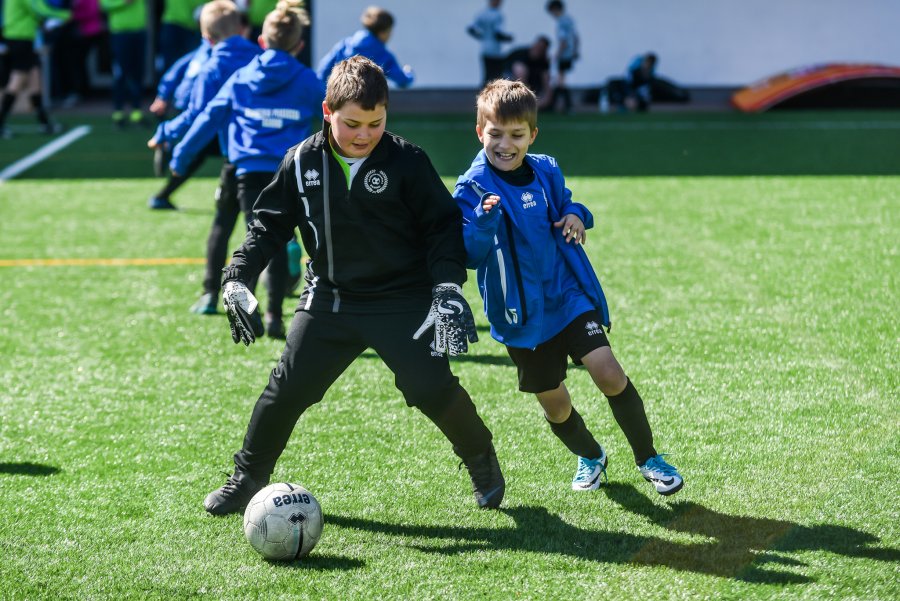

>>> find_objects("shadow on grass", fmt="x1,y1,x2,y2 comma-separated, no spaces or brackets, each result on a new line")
327,483,898,584
0,462,61,476
358,350,514,367
274,553,364,571
602,482,899,582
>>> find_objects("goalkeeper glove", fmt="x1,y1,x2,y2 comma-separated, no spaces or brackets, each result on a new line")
413,283,478,356
223,280,264,346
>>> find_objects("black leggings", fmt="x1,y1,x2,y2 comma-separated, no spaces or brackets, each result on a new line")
233,309,494,476
202,168,288,317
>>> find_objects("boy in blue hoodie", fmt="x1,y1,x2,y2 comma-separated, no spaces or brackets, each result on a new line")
454,79,683,496
147,0,259,211
316,5,413,88
148,40,216,182
170,2,323,337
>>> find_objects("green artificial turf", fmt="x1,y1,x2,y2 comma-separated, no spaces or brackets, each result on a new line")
0,112,898,600
3,110,899,180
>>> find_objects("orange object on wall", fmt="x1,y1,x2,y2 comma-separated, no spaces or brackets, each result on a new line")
732,63,900,112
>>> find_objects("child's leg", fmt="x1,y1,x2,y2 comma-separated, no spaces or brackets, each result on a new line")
202,162,240,297
536,384,603,460
22,67,50,127
0,71,28,129
581,347,657,466
370,311,502,508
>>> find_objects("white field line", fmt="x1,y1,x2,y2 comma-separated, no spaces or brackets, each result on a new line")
0,125,92,183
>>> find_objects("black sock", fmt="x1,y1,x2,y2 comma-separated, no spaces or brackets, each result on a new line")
154,173,188,200
29,94,49,125
423,389,493,459
606,378,657,465
0,93,17,127
547,406,602,459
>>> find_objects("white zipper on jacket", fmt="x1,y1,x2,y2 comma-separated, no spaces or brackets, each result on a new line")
494,235,516,324
321,149,340,312
293,143,320,310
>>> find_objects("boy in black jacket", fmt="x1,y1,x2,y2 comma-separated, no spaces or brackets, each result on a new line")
204,56,504,515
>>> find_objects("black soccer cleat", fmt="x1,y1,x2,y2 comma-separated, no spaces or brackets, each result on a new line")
264,312,286,340
460,443,505,509
148,196,177,210
204,469,269,516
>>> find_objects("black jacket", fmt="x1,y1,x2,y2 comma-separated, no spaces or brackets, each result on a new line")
226,127,467,313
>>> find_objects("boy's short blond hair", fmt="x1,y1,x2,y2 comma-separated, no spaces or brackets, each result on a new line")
476,79,538,131
200,0,243,43
325,56,389,112
262,1,309,51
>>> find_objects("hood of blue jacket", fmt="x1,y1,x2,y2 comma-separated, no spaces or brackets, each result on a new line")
245,48,307,95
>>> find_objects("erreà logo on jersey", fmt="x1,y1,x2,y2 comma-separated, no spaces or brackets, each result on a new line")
304,168,320,186
364,169,388,194
521,191,537,209
585,321,601,335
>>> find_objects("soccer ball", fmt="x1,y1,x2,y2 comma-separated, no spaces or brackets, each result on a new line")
243,482,323,561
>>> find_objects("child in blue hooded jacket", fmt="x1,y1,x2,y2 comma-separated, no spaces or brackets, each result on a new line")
316,5,413,88
171,2,324,337
454,79,683,496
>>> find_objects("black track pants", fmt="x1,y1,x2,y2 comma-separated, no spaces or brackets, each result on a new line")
233,309,493,476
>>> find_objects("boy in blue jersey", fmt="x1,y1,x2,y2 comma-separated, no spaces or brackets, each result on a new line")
316,6,413,88
150,39,211,119
453,79,683,496
147,0,260,211
148,40,216,181
170,2,323,337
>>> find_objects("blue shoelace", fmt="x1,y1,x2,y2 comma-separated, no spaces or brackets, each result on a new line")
576,457,609,484
644,453,678,476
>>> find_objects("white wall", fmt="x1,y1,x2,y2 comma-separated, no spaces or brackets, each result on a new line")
313,0,899,88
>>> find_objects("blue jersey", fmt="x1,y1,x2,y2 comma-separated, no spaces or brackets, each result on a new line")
154,35,261,147
454,150,609,348
155,40,211,111
316,29,413,88
171,48,325,176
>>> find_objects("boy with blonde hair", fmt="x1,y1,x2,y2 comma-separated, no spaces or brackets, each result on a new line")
170,1,323,336
454,79,683,495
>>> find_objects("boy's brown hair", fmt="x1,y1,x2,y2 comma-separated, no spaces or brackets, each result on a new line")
476,79,538,131
360,6,394,35
200,0,243,43
262,1,309,51
325,56,389,111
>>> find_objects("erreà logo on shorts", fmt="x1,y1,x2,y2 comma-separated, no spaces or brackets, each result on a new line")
304,168,320,186
585,321,601,335
521,191,537,209
364,169,389,194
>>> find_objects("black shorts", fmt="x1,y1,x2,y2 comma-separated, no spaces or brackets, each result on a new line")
506,310,609,393
557,58,575,74
6,39,39,72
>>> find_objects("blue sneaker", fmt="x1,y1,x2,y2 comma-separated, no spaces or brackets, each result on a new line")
148,196,177,210
572,447,608,491
638,454,683,496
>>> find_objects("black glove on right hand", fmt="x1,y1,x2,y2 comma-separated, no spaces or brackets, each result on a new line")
413,283,479,356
